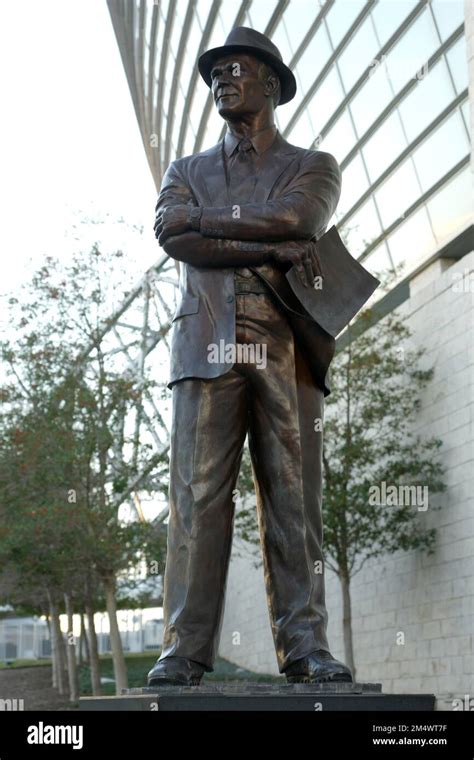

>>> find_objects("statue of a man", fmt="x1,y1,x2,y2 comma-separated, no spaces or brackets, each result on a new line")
148,27,353,686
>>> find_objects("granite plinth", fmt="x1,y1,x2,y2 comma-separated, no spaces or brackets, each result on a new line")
79,681,436,711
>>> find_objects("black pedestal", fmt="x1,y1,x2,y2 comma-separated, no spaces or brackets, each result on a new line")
79,682,435,711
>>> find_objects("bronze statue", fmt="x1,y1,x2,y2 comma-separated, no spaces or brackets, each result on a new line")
148,27,378,687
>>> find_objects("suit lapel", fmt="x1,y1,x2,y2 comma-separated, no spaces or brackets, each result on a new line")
191,132,300,206
252,132,299,203
192,143,228,206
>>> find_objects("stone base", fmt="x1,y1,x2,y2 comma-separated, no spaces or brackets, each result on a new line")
79,681,435,711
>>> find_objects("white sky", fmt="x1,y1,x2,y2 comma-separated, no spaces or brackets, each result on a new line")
0,0,158,301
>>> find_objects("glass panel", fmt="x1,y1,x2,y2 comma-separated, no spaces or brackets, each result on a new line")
196,0,214,29
292,25,332,96
445,36,469,94
171,122,184,157
202,108,224,150
321,110,357,162
247,0,279,32
271,17,294,63
204,11,227,51
387,207,436,269
168,0,186,60
337,153,369,217
460,100,470,134
188,82,210,150
383,8,439,94
342,197,383,257
327,208,338,230
183,122,196,157
278,1,322,54
362,111,409,182
181,13,200,86
431,0,465,42
243,9,253,27
172,81,186,142
161,61,173,116
170,137,179,161
370,0,418,46
305,66,345,136
189,90,205,129
397,59,455,143
412,111,470,193
350,60,393,136
159,112,167,167
374,160,421,228
426,168,473,242
286,109,315,149
154,8,167,83
337,16,380,92
277,70,305,129
133,0,140,41
275,98,295,131
325,0,366,48
362,242,393,279
144,1,154,45
157,0,169,21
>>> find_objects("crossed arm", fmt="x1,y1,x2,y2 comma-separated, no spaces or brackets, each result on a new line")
154,151,341,284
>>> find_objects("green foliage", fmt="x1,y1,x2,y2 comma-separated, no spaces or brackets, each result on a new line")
323,309,445,579
233,444,260,554
0,246,167,615
232,306,446,582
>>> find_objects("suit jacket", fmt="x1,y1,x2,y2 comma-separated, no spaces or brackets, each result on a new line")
156,131,342,395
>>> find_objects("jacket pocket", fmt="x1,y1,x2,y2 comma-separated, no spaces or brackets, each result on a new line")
172,293,200,322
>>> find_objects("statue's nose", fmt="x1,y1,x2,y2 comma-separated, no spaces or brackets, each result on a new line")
216,73,235,87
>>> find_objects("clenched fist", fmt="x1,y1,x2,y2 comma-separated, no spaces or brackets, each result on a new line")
154,205,192,244
272,239,323,288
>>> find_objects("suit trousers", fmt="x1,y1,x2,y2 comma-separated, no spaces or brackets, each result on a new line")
158,291,330,673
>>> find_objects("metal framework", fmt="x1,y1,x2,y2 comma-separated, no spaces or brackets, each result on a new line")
108,0,470,257
98,0,471,516
76,253,178,523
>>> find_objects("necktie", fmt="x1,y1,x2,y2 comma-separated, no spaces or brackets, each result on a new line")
227,138,262,282
227,137,258,205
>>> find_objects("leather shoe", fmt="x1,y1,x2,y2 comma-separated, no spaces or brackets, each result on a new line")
284,649,353,683
147,655,206,687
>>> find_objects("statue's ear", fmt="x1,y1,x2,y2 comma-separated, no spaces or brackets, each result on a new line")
264,72,280,105
264,73,278,97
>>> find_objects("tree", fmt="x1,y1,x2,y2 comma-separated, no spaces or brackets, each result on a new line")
322,308,446,677
0,245,167,696
231,292,446,679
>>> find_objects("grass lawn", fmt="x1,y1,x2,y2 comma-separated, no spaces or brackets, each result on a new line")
79,650,282,695
0,651,282,704
0,658,50,669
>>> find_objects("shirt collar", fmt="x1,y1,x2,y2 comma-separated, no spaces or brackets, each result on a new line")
224,125,278,157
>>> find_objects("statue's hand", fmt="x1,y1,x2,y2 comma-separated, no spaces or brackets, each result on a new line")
272,240,322,288
154,205,192,243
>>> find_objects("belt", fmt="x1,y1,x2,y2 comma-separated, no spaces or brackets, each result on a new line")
234,278,270,295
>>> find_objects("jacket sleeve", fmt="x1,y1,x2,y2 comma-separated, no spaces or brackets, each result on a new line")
199,151,342,242
162,232,274,268
156,161,273,267
155,160,197,212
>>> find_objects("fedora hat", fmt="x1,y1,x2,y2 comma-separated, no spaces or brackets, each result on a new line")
198,26,297,106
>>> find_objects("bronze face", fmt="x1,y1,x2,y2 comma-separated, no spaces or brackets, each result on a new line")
210,53,278,120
